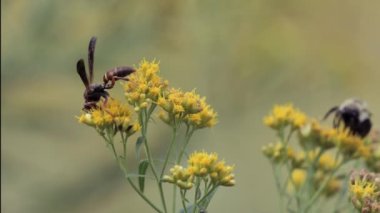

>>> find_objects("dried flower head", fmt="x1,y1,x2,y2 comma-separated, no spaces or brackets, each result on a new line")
349,169,380,212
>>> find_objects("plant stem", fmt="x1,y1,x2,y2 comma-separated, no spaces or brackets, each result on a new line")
303,161,345,212
106,132,163,213
180,190,189,213
196,185,218,207
271,164,284,213
174,126,195,213
140,108,168,212
192,178,201,213
177,126,194,164
161,126,177,178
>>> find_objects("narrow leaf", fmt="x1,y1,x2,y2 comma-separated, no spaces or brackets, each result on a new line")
138,160,149,192
135,136,144,161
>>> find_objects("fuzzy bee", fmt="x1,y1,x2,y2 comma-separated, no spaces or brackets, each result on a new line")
323,98,372,138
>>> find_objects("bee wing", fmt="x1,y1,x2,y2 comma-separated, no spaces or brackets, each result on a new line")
88,36,97,83
76,59,89,89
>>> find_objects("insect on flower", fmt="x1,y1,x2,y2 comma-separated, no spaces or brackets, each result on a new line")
76,36,135,111
323,98,372,138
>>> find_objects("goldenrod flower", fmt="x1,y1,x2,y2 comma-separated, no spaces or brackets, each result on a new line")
124,59,168,110
318,153,337,172
162,165,194,190
324,178,341,197
188,151,219,177
291,169,307,190
164,151,235,189
158,88,217,129
262,142,294,164
77,98,139,135
263,103,308,130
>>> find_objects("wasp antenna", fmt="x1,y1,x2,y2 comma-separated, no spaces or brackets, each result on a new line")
76,59,89,89
323,106,338,121
88,36,97,83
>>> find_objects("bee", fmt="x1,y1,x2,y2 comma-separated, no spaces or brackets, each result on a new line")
323,98,372,138
76,36,135,111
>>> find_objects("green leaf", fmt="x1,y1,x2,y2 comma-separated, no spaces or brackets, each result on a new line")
135,136,144,161
138,160,149,192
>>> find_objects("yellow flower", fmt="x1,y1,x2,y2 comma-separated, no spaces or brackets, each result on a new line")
162,165,194,190
77,98,139,135
349,169,380,211
262,142,294,164
263,103,308,130
164,151,235,189
324,178,341,197
291,169,307,190
188,151,218,177
158,88,217,128
318,153,337,172
124,59,168,109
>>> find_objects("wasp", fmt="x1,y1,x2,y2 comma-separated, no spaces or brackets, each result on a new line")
76,36,135,111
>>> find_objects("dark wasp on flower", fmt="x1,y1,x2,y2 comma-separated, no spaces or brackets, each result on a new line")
323,98,372,138
76,36,135,111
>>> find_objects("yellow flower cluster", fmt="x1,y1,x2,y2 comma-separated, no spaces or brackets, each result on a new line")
263,104,308,130
299,119,370,159
162,165,194,189
158,88,217,129
163,151,235,189
317,153,337,172
349,170,380,212
262,142,295,164
284,150,342,196
77,98,140,135
287,166,342,197
124,59,168,111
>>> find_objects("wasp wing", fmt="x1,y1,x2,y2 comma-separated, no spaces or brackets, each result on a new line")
88,36,97,83
76,59,89,89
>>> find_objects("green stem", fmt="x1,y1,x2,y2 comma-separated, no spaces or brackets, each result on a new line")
173,126,194,213
192,178,201,213
180,190,188,213
303,161,345,212
106,132,163,213
196,184,218,208
202,182,217,210
177,126,194,164
161,126,177,178
172,184,178,213
271,164,284,213
140,109,168,213
278,128,301,211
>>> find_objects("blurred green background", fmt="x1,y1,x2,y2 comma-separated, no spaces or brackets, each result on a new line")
2,0,380,212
